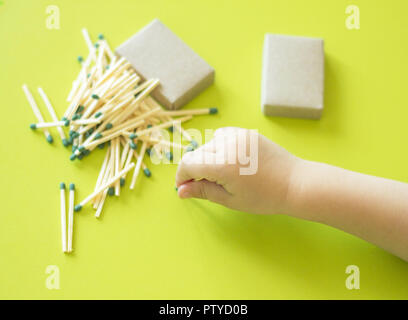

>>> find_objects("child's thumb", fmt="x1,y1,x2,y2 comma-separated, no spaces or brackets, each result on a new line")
177,179,231,205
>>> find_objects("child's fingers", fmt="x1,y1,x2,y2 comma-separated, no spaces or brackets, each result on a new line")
177,180,231,205
175,150,225,187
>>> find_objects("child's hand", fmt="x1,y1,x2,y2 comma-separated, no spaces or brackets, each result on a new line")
176,126,408,261
176,127,300,214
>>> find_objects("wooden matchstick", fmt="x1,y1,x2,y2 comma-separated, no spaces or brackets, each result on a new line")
82,28,96,59
38,87,69,146
93,147,112,209
30,121,67,129
22,84,53,143
95,186,108,218
60,183,67,253
114,137,120,195
30,118,101,129
123,116,192,140
119,138,131,169
130,141,147,189
94,149,115,217
67,79,81,102
97,33,115,60
159,108,218,117
74,162,135,211
96,41,106,78
131,147,151,178
94,148,110,193
95,147,114,213
67,183,75,253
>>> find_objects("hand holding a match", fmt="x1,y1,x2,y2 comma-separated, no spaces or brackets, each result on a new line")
176,127,408,262
176,127,299,215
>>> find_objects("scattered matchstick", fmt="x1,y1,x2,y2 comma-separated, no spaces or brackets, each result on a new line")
67,183,75,253
60,183,67,253
74,162,135,212
38,87,69,146
22,84,53,143
159,107,218,117
130,141,147,189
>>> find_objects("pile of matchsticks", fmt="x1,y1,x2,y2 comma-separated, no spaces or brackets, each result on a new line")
22,29,217,253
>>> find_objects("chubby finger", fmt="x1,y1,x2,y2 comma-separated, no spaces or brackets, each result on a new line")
178,179,231,205
175,149,225,187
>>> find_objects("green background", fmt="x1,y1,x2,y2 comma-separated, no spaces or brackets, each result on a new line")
1,0,407,299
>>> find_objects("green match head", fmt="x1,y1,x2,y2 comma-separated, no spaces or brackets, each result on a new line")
74,204,82,212
98,34,104,40
168,126,174,133
72,114,80,121
83,149,90,156
186,145,194,152
175,186,178,191
97,143,105,149
94,133,102,140
76,105,85,113
60,182,66,189
72,145,77,152
105,123,113,130
77,56,84,63
78,146,85,152
146,148,152,156
87,73,91,78
30,123,37,130
129,133,137,140
165,151,173,161
120,177,125,187
190,140,198,148
105,65,110,70
69,183,75,191
64,119,70,126
46,135,53,144
108,187,114,196
209,107,218,114
91,94,100,100
94,43,99,49
143,168,151,178
77,153,84,160
94,112,102,118
70,154,77,161
87,128,94,135
61,117,67,121
69,130,79,138
130,141,137,150
62,139,69,147
68,136,74,145
147,124,153,128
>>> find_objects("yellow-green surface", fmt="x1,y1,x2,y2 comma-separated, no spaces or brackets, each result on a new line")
1,0,408,299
